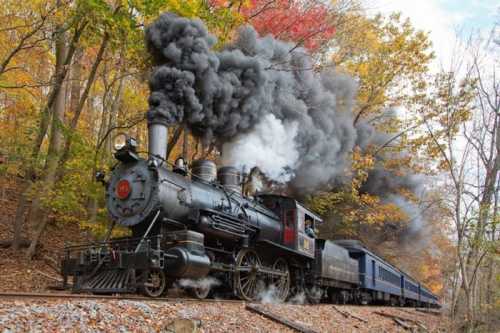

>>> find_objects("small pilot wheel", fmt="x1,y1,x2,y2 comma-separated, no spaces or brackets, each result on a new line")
271,258,290,302
188,280,211,300
234,249,262,301
192,286,210,299
142,269,166,298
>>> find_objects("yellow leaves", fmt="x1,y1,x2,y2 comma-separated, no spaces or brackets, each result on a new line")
411,71,476,171
145,0,243,45
80,220,130,238
309,145,419,238
333,12,433,123
358,195,408,226
164,0,202,18
307,190,346,216
352,147,374,183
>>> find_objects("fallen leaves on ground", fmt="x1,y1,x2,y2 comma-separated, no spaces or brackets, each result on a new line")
0,299,451,332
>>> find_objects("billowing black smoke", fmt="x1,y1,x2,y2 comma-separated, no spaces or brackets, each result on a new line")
146,12,358,190
145,13,426,240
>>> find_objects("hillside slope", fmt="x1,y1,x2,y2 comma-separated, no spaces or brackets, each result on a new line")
0,176,87,291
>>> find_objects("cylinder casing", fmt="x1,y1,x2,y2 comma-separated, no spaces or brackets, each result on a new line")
165,247,211,278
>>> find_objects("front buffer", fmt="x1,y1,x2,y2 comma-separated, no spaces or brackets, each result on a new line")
61,228,211,297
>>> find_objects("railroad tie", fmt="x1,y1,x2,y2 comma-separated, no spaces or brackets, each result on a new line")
245,304,319,333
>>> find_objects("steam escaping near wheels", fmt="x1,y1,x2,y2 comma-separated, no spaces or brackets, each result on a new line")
177,277,221,299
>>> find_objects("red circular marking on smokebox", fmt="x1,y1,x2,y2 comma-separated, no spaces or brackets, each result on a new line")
116,179,131,200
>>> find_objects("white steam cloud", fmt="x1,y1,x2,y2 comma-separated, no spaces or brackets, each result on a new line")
221,114,299,182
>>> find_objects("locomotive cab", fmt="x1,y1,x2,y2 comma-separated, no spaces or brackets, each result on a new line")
257,194,321,258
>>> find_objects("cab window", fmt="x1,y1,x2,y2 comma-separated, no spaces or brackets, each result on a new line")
285,209,295,227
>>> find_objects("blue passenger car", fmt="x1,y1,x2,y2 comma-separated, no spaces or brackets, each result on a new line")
335,240,440,307
420,286,439,307
335,240,403,304
401,271,420,305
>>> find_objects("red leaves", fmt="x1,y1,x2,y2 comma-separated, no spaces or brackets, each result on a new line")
243,0,336,51
210,0,337,52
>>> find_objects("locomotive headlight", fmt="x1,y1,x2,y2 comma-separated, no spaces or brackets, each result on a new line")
113,133,128,151
113,133,139,162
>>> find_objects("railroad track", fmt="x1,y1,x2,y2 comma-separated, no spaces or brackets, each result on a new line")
0,292,318,332
0,291,245,304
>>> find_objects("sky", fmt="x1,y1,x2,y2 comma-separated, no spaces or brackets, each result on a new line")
368,0,499,69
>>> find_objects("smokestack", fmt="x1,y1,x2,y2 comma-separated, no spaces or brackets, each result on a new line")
148,122,168,160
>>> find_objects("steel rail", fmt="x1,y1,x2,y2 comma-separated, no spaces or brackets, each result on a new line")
0,291,245,304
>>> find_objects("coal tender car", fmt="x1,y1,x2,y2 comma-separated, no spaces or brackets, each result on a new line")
61,120,439,307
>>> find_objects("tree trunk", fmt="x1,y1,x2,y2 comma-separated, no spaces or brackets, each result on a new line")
450,266,460,319
26,17,69,259
88,59,126,224
105,56,125,156
55,32,110,182
69,47,83,115
11,19,86,251
12,191,30,250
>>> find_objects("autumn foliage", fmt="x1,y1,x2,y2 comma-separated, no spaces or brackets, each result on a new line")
238,0,337,51
0,0,498,327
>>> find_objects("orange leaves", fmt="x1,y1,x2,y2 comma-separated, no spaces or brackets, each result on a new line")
416,252,445,294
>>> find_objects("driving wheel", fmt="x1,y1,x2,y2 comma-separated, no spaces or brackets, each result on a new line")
234,249,262,301
271,258,290,302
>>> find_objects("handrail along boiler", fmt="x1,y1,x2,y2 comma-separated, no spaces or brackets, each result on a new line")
61,120,440,307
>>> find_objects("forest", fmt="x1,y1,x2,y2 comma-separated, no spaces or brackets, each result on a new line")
0,0,498,331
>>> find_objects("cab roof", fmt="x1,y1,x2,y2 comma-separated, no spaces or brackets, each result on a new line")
257,193,323,223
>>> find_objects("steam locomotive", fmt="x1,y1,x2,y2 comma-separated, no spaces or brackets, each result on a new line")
61,122,439,307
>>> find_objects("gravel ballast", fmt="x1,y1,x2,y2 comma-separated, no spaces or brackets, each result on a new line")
0,299,450,332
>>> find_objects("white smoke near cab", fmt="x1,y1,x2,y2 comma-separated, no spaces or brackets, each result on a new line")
221,114,299,182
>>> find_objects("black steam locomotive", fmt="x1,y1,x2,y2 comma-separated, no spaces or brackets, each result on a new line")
61,122,439,307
